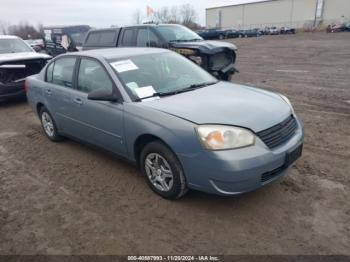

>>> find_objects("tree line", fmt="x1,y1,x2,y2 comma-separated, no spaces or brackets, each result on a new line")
0,21,44,39
133,4,203,30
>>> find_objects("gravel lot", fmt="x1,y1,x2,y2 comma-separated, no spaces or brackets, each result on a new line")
0,32,349,255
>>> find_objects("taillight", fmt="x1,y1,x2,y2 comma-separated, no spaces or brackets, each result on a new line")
24,80,29,93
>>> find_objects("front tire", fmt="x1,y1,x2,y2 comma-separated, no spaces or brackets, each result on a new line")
39,106,63,142
140,141,188,200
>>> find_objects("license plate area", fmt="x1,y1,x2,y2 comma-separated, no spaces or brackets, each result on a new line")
286,144,303,167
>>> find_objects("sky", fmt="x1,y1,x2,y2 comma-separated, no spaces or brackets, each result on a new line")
0,0,266,28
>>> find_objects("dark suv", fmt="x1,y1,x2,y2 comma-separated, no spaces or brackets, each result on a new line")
82,24,237,80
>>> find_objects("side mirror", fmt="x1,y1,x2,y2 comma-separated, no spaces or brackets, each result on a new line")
87,88,118,102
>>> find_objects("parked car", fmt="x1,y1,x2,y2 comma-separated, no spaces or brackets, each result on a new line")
24,39,45,52
0,35,51,102
240,29,262,37
43,25,91,56
82,24,238,81
327,22,350,33
267,26,279,35
26,48,304,199
280,27,296,34
225,29,242,39
197,28,227,40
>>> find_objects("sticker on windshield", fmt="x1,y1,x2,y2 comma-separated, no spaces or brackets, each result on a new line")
134,86,156,99
110,59,138,73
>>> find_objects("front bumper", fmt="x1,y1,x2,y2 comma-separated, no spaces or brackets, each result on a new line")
178,117,304,195
0,81,26,101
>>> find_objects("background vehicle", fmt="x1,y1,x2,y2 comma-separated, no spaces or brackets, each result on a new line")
327,22,350,32
267,26,279,35
24,39,45,52
43,25,91,56
196,28,227,40
82,24,238,80
0,35,51,102
280,27,296,34
240,29,262,37
225,29,242,39
26,48,303,199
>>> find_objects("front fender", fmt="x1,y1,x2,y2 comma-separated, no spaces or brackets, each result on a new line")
123,103,202,162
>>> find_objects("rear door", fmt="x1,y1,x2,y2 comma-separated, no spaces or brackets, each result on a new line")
44,56,84,136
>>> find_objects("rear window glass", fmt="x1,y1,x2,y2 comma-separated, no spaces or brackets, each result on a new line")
46,62,54,82
85,32,100,45
52,57,76,88
85,30,118,46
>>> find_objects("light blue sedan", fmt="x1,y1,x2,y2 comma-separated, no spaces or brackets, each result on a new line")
26,48,304,199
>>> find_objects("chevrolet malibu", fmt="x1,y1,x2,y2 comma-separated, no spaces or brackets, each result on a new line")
26,48,304,199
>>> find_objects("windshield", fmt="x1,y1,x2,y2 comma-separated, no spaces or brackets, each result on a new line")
156,25,203,42
0,39,33,54
110,52,217,101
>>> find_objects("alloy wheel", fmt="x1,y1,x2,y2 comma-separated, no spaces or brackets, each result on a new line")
145,153,174,192
42,112,55,137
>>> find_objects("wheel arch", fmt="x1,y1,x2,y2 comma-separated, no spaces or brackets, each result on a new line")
133,134,175,167
36,102,45,116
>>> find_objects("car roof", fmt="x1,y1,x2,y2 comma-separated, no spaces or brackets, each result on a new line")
64,47,170,61
0,35,19,39
88,24,183,32
43,25,90,29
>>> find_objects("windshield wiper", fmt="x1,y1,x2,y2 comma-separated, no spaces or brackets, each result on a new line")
135,81,218,102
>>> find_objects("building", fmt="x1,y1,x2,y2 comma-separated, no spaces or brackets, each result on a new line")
206,0,350,30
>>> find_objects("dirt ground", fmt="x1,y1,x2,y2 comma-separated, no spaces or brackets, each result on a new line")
0,32,349,255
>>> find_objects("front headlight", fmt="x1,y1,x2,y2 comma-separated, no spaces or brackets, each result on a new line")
279,94,295,115
196,125,255,150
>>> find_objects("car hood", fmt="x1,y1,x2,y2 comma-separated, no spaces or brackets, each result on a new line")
170,40,237,55
0,52,51,65
142,82,292,133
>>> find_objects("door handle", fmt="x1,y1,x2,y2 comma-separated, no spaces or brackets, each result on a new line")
73,98,83,105
46,89,52,95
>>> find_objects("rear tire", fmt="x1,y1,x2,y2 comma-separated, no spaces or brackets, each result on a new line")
39,106,63,142
140,141,188,200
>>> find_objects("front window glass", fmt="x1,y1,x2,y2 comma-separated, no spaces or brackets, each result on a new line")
109,52,216,100
0,39,33,54
122,29,136,46
137,29,159,47
78,58,113,93
156,25,202,42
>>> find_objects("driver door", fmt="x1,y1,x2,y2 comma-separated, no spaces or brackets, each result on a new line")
73,57,127,157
